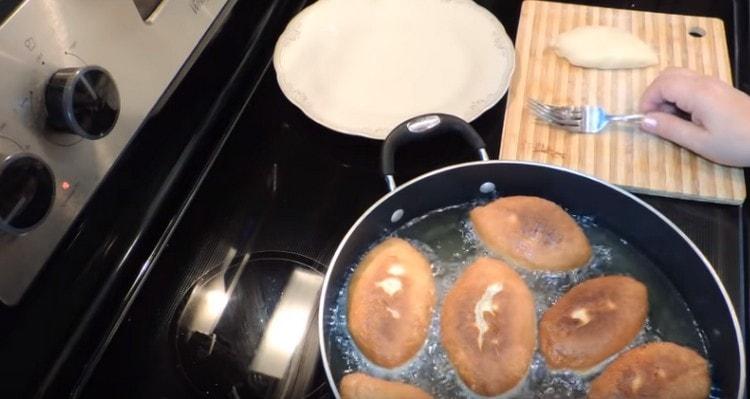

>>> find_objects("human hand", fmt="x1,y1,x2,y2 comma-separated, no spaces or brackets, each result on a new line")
639,67,750,167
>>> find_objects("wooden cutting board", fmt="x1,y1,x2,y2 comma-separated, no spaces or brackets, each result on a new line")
500,0,746,205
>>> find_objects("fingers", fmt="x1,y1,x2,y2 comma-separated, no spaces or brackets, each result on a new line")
640,111,710,154
657,102,678,114
639,68,705,114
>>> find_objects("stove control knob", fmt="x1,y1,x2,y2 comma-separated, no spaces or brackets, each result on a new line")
0,153,55,235
45,66,120,139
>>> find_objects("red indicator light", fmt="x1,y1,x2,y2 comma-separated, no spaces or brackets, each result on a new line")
61,181,71,190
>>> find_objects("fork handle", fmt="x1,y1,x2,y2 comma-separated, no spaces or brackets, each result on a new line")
608,114,645,123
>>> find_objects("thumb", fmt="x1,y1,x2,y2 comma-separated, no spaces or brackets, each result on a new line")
639,112,709,154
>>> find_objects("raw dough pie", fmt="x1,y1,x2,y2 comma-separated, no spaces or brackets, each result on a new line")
552,25,658,69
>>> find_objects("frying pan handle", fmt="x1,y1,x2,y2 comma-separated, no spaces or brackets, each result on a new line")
381,114,489,191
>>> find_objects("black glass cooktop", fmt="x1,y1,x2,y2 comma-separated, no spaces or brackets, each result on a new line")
28,0,749,397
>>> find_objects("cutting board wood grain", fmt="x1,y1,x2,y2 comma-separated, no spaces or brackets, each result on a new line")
500,0,746,205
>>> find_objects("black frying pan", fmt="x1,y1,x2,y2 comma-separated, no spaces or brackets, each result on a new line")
318,114,746,398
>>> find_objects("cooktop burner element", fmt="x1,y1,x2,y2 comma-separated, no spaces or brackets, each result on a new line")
175,251,327,398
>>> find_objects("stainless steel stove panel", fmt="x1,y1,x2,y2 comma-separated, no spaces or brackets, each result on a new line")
0,0,228,305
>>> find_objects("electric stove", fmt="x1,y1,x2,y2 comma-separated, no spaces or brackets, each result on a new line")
0,0,746,397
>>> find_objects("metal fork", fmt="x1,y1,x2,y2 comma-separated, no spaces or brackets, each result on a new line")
528,99,644,133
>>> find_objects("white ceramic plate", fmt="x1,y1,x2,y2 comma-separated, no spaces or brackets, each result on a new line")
273,0,515,140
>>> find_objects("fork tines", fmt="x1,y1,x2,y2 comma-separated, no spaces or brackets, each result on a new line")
527,98,581,127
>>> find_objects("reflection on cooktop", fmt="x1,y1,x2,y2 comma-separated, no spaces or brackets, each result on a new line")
175,252,327,398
